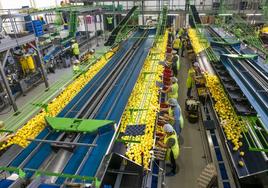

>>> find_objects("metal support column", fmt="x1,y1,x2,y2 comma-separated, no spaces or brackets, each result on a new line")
113,1,117,29
99,14,104,42
141,0,145,25
30,41,49,89
83,15,90,52
0,50,18,112
94,15,99,47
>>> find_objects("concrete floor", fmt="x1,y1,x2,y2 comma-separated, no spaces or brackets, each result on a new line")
166,55,207,188
0,66,73,120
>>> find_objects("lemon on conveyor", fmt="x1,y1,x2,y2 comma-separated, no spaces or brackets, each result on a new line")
204,74,246,154
238,160,244,167
1,50,116,150
121,32,168,169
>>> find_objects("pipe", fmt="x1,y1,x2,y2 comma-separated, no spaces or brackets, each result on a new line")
27,139,97,147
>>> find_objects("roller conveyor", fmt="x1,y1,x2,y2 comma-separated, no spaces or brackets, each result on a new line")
0,28,156,187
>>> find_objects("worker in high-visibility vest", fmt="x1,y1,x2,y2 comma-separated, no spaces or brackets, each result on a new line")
181,38,188,57
159,98,184,136
72,59,80,74
71,39,80,60
171,54,180,77
177,28,184,37
161,77,179,100
107,16,113,24
107,16,113,31
168,28,175,43
173,37,182,55
157,123,179,176
186,61,200,97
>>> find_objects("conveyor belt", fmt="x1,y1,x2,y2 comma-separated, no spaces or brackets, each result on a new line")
104,6,138,46
208,26,268,127
206,26,268,179
1,28,156,187
9,32,143,174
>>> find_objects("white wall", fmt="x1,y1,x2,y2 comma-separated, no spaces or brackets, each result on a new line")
0,0,63,9
1,0,30,9
1,0,216,10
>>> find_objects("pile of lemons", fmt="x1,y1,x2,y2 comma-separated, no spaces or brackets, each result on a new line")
188,28,210,54
0,50,115,150
205,73,246,153
120,32,167,169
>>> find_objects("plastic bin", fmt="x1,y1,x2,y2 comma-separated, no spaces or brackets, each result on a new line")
166,47,172,53
160,103,169,108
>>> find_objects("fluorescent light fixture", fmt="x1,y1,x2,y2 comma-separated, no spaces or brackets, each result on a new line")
246,13,262,16
198,13,206,16
168,13,179,16
142,14,157,17
218,13,232,16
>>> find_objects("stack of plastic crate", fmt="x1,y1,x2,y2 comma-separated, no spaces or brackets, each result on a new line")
25,20,44,37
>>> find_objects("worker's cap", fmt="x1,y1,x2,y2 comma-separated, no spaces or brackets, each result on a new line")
168,98,178,106
193,62,199,67
172,50,177,54
171,77,178,83
163,124,174,133
74,59,80,64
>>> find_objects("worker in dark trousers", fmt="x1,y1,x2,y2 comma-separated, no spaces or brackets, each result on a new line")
181,38,188,57
159,98,184,137
168,28,175,44
186,62,195,98
186,61,200,97
158,124,179,176
107,16,113,31
173,37,182,55
171,54,180,77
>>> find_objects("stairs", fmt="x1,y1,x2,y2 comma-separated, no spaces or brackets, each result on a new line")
197,163,217,188
190,5,202,25
189,15,195,28
105,6,138,46
69,11,78,38
159,6,167,35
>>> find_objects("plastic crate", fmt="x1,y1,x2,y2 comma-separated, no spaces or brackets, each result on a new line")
35,32,44,37
164,68,172,75
24,15,32,22
160,103,169,108
166,47,172,53
163,77,171,82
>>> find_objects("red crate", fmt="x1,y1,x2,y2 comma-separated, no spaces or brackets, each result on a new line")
164,68,172,73
166,47,172,53
160,103,169,108
163,72,172,77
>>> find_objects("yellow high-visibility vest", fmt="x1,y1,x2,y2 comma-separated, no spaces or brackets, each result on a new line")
168,83,179,99
164,133,179,161
72,43,80,55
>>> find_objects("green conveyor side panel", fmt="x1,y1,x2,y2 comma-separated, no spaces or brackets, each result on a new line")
222,53,258,59
45,117,113,133
210,40,240,46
